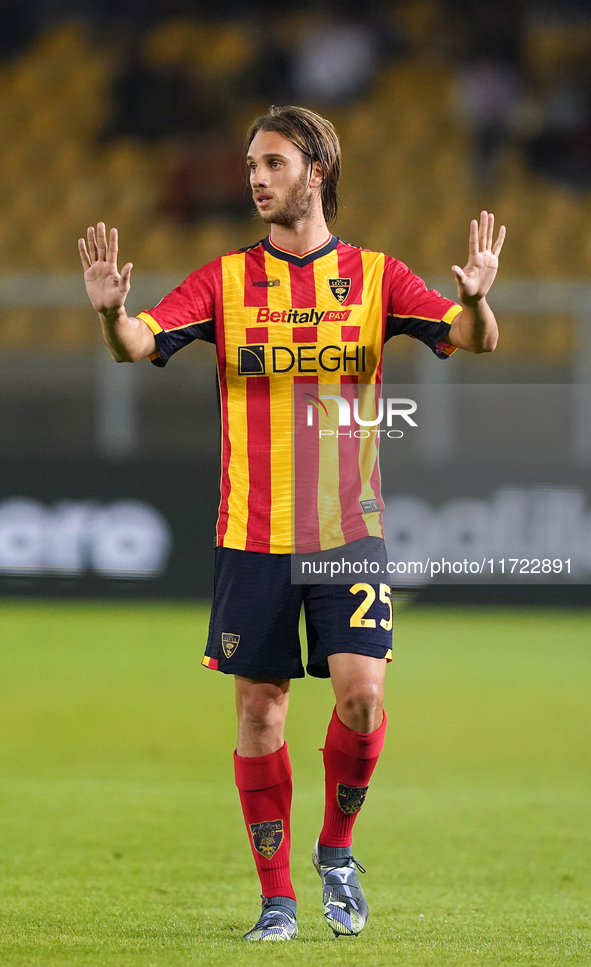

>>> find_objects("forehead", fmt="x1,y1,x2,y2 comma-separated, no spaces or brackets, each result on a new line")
247,129,303,161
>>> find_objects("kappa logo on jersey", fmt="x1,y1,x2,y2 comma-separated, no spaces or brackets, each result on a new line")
221,632,240,658
329,278,351,303
336,782,369,816
249,820,284,859
252,279,280,287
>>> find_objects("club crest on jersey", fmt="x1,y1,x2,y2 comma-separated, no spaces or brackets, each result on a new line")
249,820,284,859
329,278,351,304
336,782,369,815
221,632,240,658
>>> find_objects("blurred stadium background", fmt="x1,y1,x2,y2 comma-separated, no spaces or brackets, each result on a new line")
0,5,590,963
0,0,591,599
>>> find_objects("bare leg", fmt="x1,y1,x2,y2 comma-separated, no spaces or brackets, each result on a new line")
235,675,290,756
328,653,386,733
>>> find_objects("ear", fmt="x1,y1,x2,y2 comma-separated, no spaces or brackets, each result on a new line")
308,159,324,189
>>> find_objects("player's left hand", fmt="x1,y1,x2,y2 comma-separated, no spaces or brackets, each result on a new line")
452,211,505,305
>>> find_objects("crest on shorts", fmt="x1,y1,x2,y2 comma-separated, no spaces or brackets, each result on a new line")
336,783,369,816
221,632,240,658
328,278,351,304
249,820,284,859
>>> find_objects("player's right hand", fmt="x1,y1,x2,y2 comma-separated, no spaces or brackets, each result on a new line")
78,223,132,314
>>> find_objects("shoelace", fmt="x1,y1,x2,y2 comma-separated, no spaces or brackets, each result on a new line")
348,856,366,875
323,855,366,875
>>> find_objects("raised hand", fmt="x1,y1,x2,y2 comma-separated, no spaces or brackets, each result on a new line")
452,211,505,305
78,223,133,314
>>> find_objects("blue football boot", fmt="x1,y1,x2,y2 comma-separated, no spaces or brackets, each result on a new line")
312,840,368,937
243,896,298,941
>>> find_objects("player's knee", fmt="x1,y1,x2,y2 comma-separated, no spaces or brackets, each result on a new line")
338,681,383,729
238,689,288,735
241,705,281,735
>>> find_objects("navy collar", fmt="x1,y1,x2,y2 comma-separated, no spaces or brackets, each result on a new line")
263,234,338,267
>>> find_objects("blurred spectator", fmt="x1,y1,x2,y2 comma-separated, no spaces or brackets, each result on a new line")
459,57,522,186
158,132,252,223
291,14,382,105
453,0,523,186
452,0,522,63
520,73,591,189
245,20,295,105
515,11,591,190
101,51,220,142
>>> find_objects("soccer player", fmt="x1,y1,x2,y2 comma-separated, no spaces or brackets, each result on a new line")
79,106,504,942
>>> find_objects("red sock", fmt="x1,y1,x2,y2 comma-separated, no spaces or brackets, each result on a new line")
319,707,387,848
234,743,295,901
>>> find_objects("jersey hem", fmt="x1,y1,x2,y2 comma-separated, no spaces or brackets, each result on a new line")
311,643,393,659
201,656,306,679
216,523,384,555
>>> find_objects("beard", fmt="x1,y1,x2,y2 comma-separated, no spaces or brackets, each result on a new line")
254,168,313,228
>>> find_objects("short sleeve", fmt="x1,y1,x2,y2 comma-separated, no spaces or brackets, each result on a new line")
384,257,461,359
137,260,218,367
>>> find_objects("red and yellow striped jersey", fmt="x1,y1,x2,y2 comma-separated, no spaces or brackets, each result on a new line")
139,235,460,554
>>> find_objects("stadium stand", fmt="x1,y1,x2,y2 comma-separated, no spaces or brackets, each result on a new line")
0,10,589,367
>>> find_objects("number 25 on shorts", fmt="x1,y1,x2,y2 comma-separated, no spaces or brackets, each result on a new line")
349,583,393,630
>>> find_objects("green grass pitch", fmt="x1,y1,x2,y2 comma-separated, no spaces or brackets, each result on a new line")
0,602,589,966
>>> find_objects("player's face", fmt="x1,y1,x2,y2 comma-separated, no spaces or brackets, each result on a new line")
247,130,317,228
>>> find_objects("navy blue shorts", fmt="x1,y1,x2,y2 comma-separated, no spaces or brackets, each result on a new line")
202,541,393,680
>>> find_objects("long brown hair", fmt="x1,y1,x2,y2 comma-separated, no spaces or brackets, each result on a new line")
245,105,341,224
